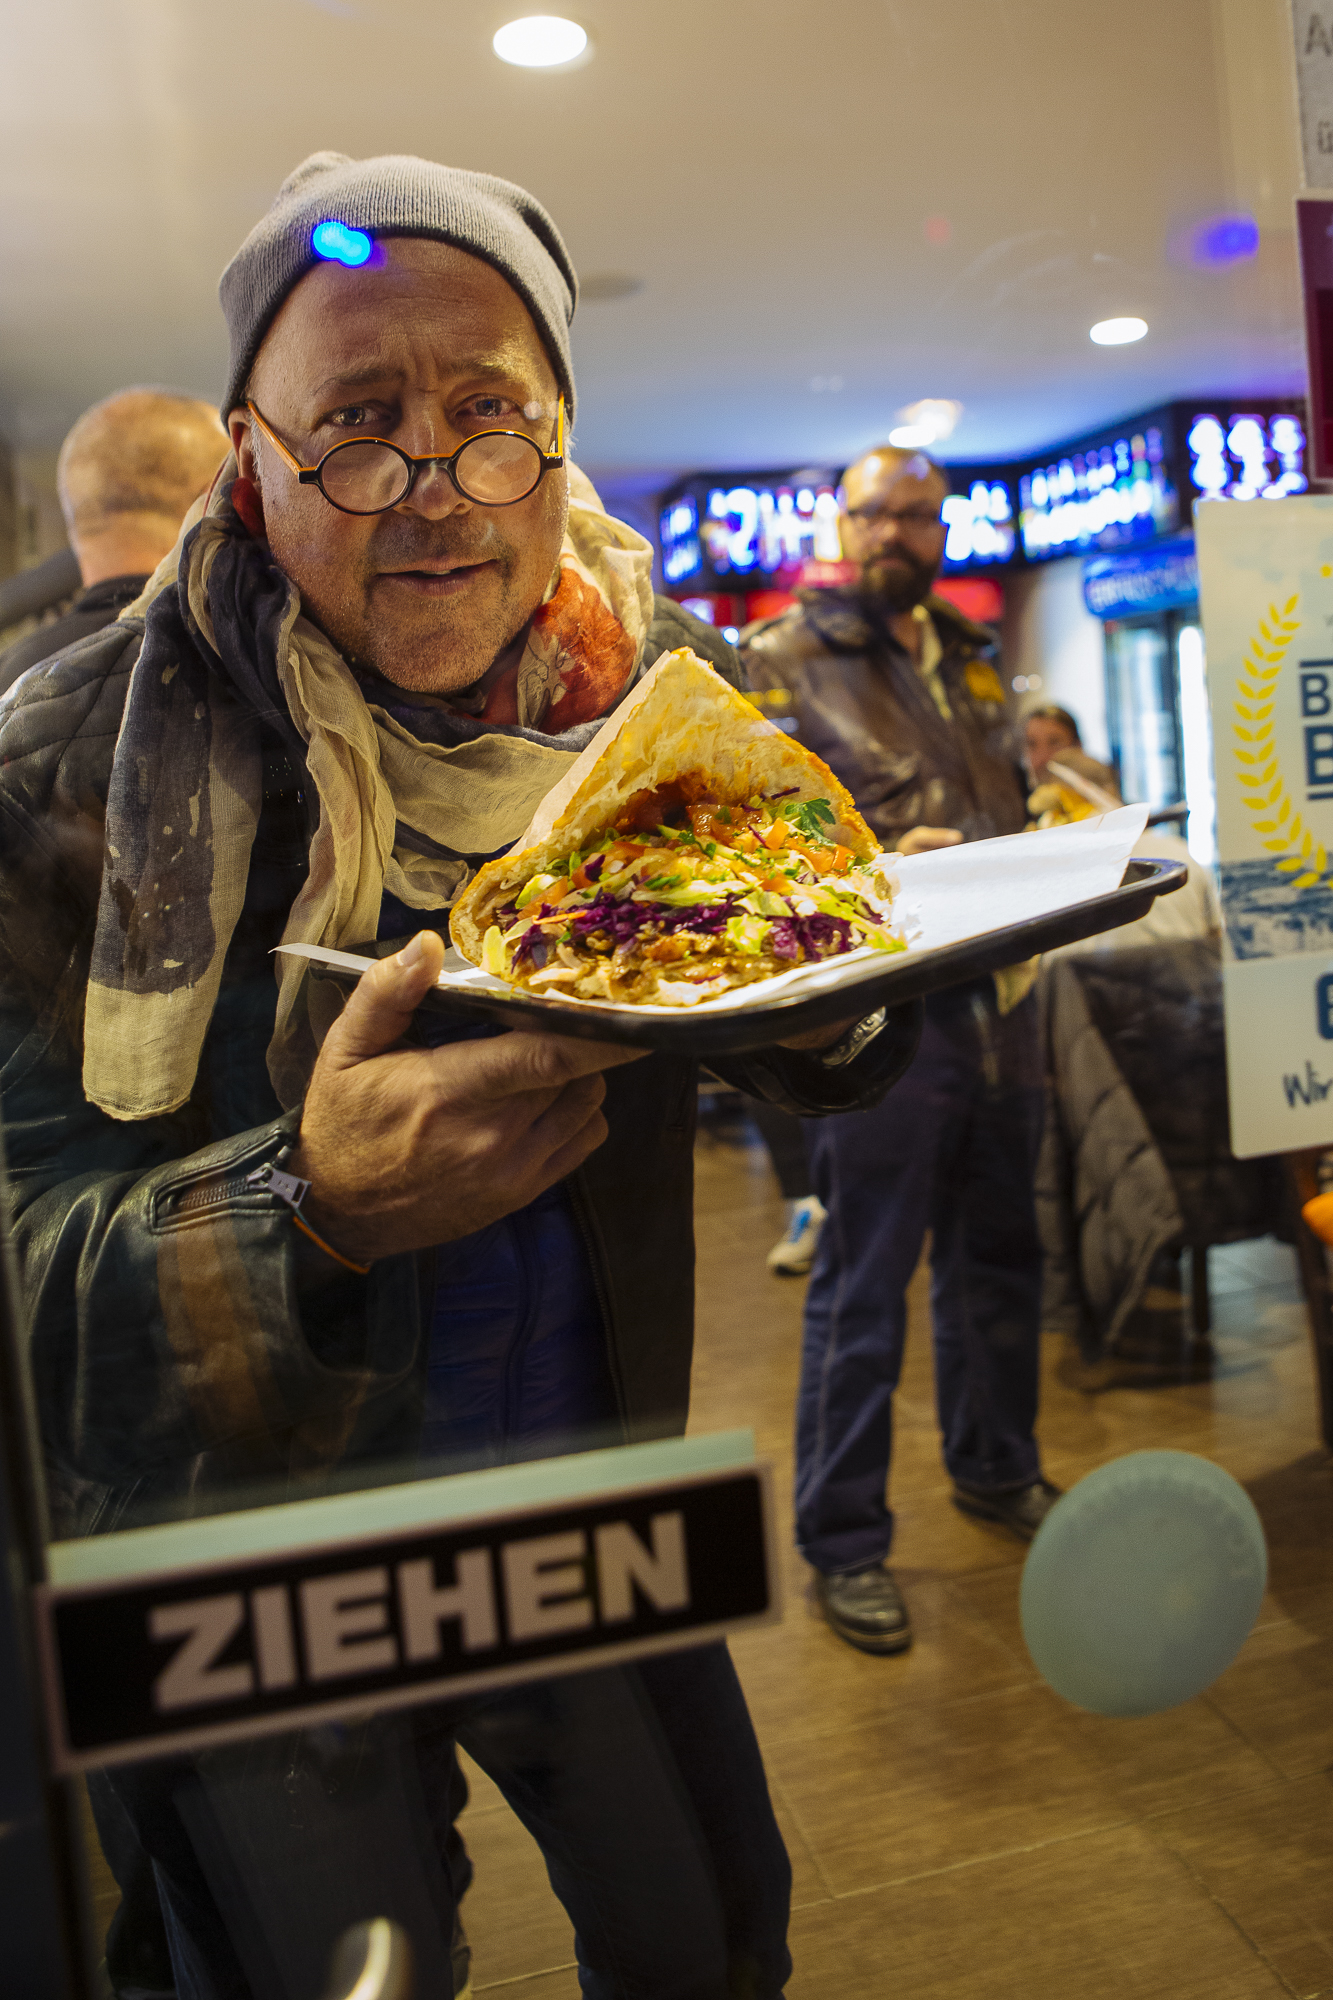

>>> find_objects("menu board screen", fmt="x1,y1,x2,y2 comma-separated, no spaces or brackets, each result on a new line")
1019,425,1177,560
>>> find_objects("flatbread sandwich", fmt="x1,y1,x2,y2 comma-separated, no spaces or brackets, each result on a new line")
449,648,904,1007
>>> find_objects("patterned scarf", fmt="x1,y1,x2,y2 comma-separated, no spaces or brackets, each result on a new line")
84,459,654,1119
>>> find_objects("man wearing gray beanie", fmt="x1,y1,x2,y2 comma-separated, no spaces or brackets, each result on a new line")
0,151,911,1997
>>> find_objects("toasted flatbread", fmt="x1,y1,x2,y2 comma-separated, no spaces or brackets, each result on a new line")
449,648,901,1007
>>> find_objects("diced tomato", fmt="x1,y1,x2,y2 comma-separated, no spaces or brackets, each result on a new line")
760,820,788,851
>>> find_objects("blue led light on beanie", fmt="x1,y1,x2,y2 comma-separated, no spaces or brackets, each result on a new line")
311,220,373,267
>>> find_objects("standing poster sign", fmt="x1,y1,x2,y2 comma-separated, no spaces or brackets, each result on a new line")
1197,496,1333,1156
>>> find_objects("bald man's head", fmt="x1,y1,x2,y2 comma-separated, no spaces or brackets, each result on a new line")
57,388,228,586
839,444,948,612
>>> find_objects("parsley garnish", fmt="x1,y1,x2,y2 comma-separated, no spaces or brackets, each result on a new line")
784,799,838,840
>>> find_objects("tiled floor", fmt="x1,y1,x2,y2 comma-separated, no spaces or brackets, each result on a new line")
451,1102,1333,1999
77,1103,1333,1997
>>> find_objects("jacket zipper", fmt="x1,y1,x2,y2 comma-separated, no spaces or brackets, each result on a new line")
160,1163,295,1220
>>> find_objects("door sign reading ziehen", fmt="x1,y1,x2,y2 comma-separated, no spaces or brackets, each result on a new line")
36,1463,776,1772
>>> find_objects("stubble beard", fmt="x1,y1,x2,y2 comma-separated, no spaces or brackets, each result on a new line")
313,518,529,695
860,551,937,616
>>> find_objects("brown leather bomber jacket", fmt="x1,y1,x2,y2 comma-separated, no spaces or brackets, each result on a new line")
741,588,1028,849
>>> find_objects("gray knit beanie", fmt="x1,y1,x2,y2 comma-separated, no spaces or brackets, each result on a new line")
218,151,579,420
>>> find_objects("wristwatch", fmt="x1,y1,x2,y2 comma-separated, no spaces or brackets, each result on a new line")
816,1007,889,1069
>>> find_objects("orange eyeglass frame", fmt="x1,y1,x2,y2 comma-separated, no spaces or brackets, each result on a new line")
244,395,566,514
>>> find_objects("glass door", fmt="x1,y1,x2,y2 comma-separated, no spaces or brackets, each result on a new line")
1104,609,1218,867
1104,613,1184,810
1176,618,1218,866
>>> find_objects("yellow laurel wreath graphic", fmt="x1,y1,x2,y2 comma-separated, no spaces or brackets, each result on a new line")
1233,594,1325,886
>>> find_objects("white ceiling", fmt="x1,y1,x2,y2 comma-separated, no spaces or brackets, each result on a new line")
0,0,1310,499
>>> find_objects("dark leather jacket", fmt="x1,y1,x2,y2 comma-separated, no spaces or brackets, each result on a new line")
0,597,912,1535
0,572,149,698
741,588,1028,849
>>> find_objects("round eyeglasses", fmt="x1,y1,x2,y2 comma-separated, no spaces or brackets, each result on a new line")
245,397,565,515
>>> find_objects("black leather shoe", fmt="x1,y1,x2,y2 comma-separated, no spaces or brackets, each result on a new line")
952,1477,1063,1542
815,1563,913,1654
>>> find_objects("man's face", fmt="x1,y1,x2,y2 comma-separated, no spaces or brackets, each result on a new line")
1025,715,1079,783
229,240,567,694
839,451,948,612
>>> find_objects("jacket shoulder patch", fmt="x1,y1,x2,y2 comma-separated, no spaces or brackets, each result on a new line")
963,658,1006,706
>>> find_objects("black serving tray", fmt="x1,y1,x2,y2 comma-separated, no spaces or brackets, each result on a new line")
301,856,1186,1056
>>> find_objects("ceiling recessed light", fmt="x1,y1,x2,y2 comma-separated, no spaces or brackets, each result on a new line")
580,271,643,303
893,397,962,445
493,15,588,66
1090,316,1148,346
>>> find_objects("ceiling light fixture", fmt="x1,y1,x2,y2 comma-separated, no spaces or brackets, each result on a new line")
888,398,963,449
580,271,643,303
493,15,588,66
1090,316,1148,346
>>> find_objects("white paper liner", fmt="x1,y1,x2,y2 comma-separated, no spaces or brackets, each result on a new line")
276,805,1152,1019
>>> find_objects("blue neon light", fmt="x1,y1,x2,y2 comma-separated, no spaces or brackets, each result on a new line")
1191,213,1260,268
312,220,373,267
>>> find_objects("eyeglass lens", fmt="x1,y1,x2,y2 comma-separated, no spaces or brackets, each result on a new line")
851,507,942,531
319,432,545,513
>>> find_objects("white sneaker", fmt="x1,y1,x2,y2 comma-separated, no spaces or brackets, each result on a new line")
767,1196,827,1275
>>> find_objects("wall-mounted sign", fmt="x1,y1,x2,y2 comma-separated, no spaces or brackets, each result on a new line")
942,481,1015,566
1083,535,1201,620
661,494,702,585
659,464,1018,592
1292,3,1333,191
693,478,844,580
1014,401,1309,564
659,402,1311,594
1196,494,1333,1155
1186,411,1308,503
1019,425,1177,560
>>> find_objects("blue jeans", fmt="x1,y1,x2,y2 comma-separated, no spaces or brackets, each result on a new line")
101,1642,791,2000
795,984,1044,1575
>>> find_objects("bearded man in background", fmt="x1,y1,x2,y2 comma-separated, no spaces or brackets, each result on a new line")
743,445,1059,1659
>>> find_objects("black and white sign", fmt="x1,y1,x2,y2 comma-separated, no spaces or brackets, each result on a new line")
1294,4,1333,189
37,1465,775,1771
